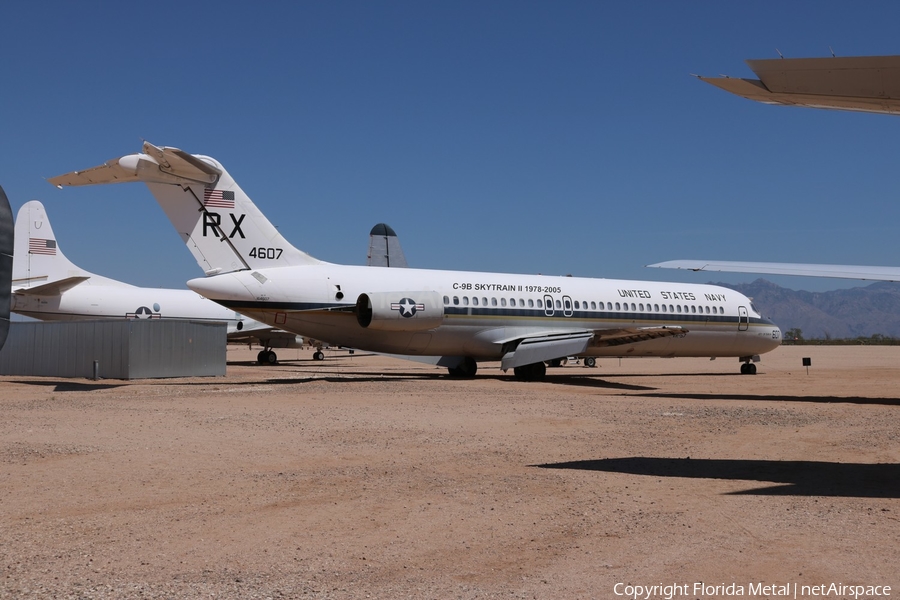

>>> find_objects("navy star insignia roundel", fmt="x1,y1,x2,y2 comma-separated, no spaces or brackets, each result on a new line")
391,298,425,318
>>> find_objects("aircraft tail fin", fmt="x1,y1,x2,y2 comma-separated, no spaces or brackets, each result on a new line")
49,142,323,276
367,223,408,268
0,185,12,349
12,200,94,292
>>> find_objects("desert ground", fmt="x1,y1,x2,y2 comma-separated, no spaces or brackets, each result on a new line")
1,345,898,599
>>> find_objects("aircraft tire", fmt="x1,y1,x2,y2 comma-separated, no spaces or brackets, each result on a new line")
257,350,268,365
740,362,756,375
584,357,597,368
313,351,325,361
266,351,278,365
447,357,477,378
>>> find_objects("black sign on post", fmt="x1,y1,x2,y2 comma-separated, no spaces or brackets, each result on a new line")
802,357,811,375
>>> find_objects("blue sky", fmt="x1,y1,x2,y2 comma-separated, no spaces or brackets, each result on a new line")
2,1,900,292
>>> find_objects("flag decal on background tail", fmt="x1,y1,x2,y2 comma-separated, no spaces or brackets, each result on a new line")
29,238,57,255
204,189,235,209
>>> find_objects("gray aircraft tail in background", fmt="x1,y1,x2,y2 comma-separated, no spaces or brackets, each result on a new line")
366,223,408,268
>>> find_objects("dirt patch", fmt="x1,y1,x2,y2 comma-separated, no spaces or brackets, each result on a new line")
1,346,897,598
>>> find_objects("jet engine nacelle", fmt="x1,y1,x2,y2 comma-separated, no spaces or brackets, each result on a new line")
356,291,444,331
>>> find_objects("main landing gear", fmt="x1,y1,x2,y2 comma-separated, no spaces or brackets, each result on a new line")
257,349,278,365
447,357,478,378
513,362,546,382
740,362,757,375
313,350,325,361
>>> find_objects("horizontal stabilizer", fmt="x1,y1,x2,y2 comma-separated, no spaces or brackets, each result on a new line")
501,331,593,371
48,142,221,188
15,276,90,296
648,259,900,282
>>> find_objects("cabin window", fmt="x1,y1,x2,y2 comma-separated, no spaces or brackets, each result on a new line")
482,297,487,306
555,299,562,309
615,302,621,311
654,304,659,312
472,297,479,306
690,305,695,313
537,299,542,308
443,296,450,305
590,301,596,310
676,305,681,313
639,303,644,311
574,301,580,309
500,298,507,307
491,297,498,306
463,296,470,306
705,306,710,314
528,299,534,308
661,304,667,313
519,299,525,307
720,306,724,314
453,296,459,305
629,303,635,311
669,304,674,313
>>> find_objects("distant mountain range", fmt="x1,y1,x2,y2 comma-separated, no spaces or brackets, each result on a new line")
717,279,900,339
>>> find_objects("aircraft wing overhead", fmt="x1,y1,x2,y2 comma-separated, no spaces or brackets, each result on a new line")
702,55,900,115
648,260,900,282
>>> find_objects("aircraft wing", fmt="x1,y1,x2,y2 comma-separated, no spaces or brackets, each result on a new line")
701,55,900,115
227,327,301,346
14,276,91,295
648,260,900,282
500,330,594,371
498,325,685,370
590,325,686,347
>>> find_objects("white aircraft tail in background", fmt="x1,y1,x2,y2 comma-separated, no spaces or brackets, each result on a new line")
50,142,782,379
11,200,302,364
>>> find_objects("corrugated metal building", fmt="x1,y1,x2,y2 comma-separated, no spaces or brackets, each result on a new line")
0,320,226,379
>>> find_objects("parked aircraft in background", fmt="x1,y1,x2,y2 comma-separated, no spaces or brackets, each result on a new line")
651,55,900,283
0,186,12,350
11,200,302,364
49,142,781,378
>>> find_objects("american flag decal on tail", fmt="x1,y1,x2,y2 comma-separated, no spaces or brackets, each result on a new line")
204,188,236,209
29,238,57,255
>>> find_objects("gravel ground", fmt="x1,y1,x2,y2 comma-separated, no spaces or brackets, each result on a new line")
1,345,898,599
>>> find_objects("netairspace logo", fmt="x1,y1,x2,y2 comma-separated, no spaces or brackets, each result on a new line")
613,582,892,599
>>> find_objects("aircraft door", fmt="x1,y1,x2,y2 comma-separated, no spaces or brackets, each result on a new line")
544,295,555,317
563,295,573,317
738,306,749,331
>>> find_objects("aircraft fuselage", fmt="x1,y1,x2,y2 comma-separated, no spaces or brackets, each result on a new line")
188,264,781,360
